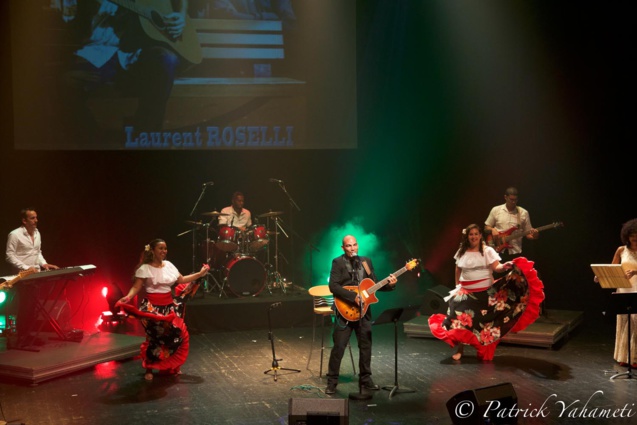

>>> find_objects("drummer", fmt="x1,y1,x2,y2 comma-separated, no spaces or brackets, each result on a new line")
218,192,252,231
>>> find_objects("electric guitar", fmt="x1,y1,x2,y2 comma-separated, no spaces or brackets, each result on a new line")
486,221,564,252
333,259,420,322
101,0,202,64
0,269,37,290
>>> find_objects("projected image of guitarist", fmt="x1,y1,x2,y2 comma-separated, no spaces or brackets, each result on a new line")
324,235,396,395
484,186,538,261
51,0,200,139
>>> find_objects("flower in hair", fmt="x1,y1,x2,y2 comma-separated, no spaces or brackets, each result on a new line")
462,229,467,235
145,244,150,251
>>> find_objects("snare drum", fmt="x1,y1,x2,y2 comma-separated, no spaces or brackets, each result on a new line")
224,256,266,297
216,225,240,252
246,225,269,252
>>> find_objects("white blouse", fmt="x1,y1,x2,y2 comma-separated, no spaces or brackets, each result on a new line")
135,261,180,294
454,246,501,283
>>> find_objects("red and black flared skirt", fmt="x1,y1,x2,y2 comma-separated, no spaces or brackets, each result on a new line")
428,257,544,360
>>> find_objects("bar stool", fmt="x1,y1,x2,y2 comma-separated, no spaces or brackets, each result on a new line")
306,285,356,377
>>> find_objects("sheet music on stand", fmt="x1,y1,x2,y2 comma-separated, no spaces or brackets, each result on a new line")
592,263,636,380
591,264,632,289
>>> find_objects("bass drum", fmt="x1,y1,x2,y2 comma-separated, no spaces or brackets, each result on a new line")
224,256,266,297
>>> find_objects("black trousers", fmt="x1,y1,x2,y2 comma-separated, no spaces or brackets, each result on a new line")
326,315,373,386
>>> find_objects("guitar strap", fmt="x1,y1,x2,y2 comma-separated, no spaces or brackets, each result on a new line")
361,260,372,277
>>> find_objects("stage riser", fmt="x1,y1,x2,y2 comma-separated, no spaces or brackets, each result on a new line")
0,333,144,385
185,297,314,333
404,310,584,349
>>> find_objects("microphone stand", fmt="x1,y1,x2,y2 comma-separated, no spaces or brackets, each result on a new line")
264,302,300,381
188,185,210,273
275,181,300,284
349,258,373,401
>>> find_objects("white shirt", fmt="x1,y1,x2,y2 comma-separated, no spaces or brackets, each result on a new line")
5,226,48,271
444,246,501,302
218,206,252,229
135,261,181,294
454,247,501,284
485,203,533,254
618,248,637,294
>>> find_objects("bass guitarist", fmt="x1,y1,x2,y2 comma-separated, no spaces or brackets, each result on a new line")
484,187,539,262
325,235,396,395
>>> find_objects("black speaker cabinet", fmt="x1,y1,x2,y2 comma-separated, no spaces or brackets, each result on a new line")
289,398,349,425
421,284,450,315
446,382,517,425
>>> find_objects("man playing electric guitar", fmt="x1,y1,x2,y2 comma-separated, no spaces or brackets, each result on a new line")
485,187,538,261
325,235,397,395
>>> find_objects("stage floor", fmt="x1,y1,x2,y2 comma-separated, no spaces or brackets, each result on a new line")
0,315,634,425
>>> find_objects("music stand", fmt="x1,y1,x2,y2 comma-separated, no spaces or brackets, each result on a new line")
592,264,635,380
374,305,420,398
591,264,633,289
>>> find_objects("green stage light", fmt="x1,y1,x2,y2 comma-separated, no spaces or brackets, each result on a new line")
313,220,389,288
0,291,6,304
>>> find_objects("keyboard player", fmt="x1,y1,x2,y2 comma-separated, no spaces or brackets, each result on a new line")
5,208,59,346
6,208,59,272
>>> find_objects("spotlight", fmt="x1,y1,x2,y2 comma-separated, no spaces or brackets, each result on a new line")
100,283,127,323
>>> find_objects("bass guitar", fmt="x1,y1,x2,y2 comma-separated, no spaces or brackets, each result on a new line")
102,0,202,64
0,269,37,290
486,221,564,253
334,259,419,322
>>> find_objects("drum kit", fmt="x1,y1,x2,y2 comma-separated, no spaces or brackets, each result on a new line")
187,210,288,298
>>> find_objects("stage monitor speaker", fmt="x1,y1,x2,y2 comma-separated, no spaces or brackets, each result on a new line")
446,382,517,425
289,398,349,425
421,284,450,315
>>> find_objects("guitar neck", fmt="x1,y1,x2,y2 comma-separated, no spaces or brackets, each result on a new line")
504,223,559,242
106,0,152,20
367,266,409,295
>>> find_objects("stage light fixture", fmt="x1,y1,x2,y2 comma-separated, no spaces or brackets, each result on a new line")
100,283,127,323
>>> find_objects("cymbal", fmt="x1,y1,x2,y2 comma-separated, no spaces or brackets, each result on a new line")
201,211,230,217
258,211,284,218
185,220,203,226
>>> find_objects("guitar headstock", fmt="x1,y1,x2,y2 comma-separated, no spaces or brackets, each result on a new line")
554,221,564,228
4,268,37,289
405,259,420,271
18,268,37,279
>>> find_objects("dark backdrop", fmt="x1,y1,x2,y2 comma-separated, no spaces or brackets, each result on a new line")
1,1,634,323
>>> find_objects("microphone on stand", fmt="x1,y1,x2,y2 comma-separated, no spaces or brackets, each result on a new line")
269,178,283,183
351,254,361,269
202,181,214,187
